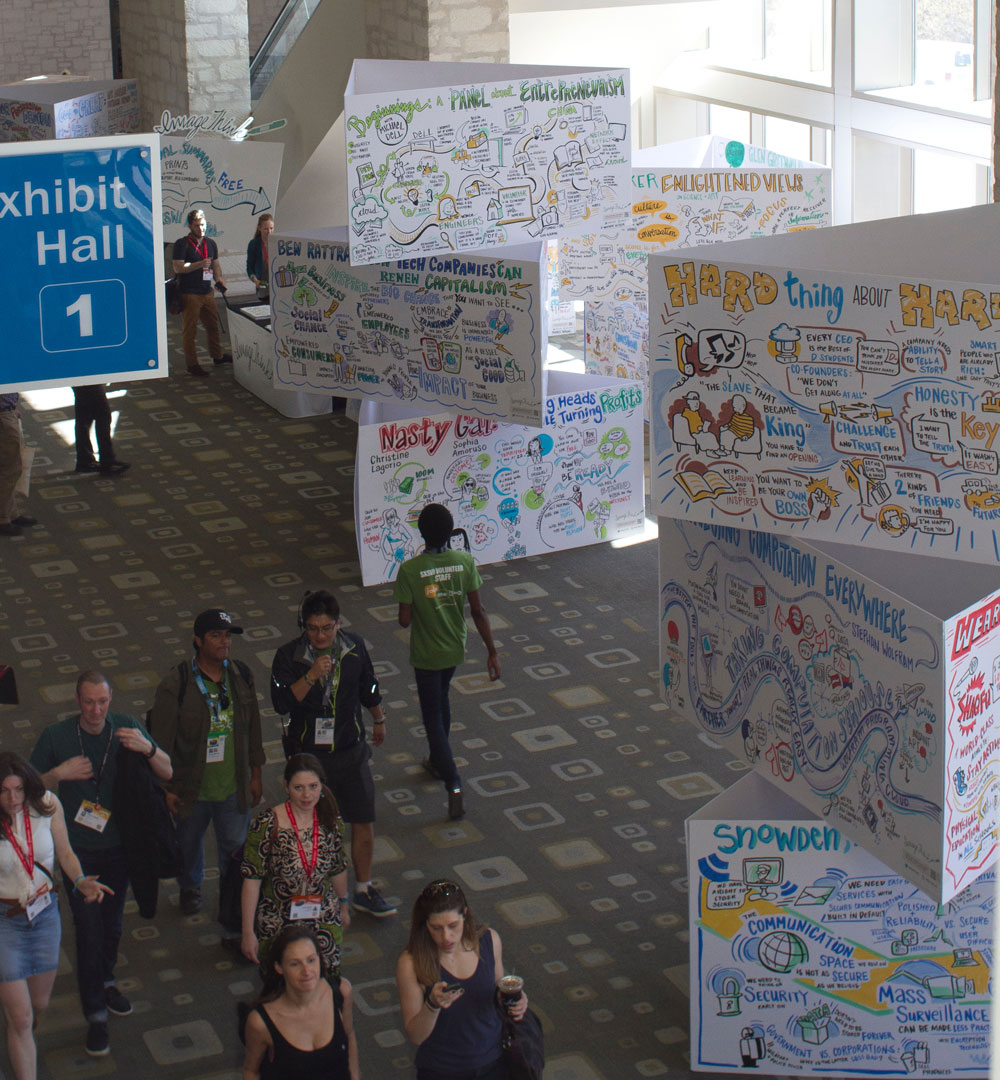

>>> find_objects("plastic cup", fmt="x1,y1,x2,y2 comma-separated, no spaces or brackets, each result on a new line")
499,974,524,1011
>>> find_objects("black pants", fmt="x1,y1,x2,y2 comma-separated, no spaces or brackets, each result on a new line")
73,385,113,467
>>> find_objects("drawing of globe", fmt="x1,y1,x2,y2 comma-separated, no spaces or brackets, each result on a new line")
758,931,808,972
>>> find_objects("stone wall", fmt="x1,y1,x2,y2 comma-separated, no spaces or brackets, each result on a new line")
118,0,187,129
428,0,509,63
0,0,112,84
118,0,249,130
365,0,508,62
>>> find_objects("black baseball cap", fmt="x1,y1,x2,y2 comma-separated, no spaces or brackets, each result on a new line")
193,609,244,637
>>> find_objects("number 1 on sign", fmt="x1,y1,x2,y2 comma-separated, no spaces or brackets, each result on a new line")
65,293,93,338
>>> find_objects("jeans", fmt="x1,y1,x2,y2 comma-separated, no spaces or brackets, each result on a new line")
174,793,250,911
72,385,113,466
414,666,459,789
63,846,130,1021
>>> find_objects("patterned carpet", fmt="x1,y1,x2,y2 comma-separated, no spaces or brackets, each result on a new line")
0,314,751,1080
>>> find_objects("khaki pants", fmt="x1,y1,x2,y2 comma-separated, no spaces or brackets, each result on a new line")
0,410,22,525
181,292,222,368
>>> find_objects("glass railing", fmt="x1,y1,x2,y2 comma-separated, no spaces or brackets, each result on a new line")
250,0,321,104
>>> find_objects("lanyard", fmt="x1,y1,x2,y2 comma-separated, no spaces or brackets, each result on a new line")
305,638,343,710
192,660,229,725
1,811,33,878
190,237,208,262
77,721,114,800
285,803,318,882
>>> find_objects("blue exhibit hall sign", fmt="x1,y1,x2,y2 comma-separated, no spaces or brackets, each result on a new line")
0,133,166,391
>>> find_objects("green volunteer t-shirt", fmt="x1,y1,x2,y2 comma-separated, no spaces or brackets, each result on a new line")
394,549,482,670
29,712,158,851
196,670,237,802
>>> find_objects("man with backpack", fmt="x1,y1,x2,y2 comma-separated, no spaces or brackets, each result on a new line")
149,610,263,948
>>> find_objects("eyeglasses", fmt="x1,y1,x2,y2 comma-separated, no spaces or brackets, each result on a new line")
304,621,338,636
422,880,460,899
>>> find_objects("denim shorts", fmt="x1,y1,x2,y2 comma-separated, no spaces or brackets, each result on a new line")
0,895,61,981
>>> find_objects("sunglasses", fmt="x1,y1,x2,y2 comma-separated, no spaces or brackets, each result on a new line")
422,879,461,899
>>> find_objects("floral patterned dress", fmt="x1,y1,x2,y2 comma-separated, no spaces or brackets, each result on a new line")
241,806,346,974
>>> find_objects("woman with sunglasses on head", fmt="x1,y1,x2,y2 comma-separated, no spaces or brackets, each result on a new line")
0,752,111,1080
396,879,527,1080
241,754,350,977
242,925,359,1080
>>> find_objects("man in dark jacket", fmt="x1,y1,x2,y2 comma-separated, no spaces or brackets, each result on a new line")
150,609,264,934
31,670,172,1057
271,590,395,917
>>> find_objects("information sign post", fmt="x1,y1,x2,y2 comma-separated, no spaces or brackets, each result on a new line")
0,133,166,390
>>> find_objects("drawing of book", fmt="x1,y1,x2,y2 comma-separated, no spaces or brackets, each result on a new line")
553,141,583,169
675,468,736,502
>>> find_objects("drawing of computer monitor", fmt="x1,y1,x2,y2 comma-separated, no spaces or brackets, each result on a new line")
743,857,783,901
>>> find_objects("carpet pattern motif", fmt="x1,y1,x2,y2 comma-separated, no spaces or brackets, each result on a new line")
0,324,751,1080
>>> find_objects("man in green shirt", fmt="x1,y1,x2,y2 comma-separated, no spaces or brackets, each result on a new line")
31,669,172,1057
150,609,264,935
394,503,500,820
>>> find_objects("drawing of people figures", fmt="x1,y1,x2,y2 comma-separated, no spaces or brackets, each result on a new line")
739,1025,767,1068
380,507,414,579
716,394,763,458
523,434,553,510
586,498,610,538
667,392,722,457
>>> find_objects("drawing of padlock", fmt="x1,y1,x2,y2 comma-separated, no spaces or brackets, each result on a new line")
716,977,741,1016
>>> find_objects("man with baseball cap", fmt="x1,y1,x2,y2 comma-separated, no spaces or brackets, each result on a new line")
149,609,263,935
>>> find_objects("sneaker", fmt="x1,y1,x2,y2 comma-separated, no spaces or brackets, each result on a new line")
11,515,37,527
448,787,465,821
213,353,233,364
422,757,443,780
352,885,397,917
187,366,209,378
179,887,202,915
75,461,100,473
85,1020,109,1056
105,985,132,1016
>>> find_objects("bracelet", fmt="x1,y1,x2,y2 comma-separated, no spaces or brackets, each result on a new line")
145,743,157,759
337,896,348,904
304,672,315,685
73,873,86,894
373,719,385,725
423,986,440,1012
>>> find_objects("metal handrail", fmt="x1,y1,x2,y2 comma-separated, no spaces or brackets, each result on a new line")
249,0,319,104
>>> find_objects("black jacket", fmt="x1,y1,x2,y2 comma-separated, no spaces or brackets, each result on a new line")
270,629,381,757
112,746,183,918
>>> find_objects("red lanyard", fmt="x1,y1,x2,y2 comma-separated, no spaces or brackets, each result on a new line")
191,237,208,262
1,811,34,878
285,803,318,881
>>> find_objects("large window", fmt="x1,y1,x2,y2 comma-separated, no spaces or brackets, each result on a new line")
510,0,993,224
855,0,991,116
701,0,832,87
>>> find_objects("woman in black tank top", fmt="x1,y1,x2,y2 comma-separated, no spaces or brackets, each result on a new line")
242,925,358,1079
